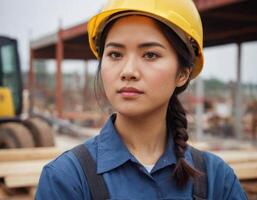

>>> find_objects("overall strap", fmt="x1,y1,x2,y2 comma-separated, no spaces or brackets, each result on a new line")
71,144,110,200
191,146,208,200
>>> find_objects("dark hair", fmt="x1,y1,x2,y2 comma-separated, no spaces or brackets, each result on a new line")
93,20,117,110
155,21,202,187
95,16,202,187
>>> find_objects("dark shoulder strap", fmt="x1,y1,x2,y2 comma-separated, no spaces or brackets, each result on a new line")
71,144,110,200
190,146,208,200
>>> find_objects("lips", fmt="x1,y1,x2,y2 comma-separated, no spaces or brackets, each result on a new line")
118,87,144,93
117,87,144,97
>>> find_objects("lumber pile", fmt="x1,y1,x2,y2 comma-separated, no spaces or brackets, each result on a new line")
213,150,257,180
0,143,257,199
0,147,60,200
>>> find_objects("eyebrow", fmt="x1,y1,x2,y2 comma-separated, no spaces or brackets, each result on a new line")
138,42,166,49
105,42,166,49
105,42,124,48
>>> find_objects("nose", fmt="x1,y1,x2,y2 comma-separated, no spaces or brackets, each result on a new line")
120,56,140,81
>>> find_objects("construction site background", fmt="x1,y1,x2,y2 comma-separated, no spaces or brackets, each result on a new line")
22,63,257,142
1,0,257,199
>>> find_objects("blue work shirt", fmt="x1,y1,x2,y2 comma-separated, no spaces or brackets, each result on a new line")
36,114,247,199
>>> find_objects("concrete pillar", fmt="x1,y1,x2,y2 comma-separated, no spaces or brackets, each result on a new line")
28,49,34,114
56,30,63,118
234,43,243,139
195,77,204,140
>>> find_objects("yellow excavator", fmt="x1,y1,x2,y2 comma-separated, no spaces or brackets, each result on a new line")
0,36,54,148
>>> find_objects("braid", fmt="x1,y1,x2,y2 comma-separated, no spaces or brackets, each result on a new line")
155,18,203,186
167,91,202,187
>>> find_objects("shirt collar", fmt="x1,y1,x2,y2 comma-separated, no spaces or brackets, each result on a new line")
97,114,132,174
151,130,177,173
96,114,192,174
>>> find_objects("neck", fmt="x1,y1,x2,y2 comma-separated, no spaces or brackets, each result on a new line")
114,110,168,165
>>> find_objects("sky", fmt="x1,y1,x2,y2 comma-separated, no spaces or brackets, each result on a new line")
0,0,256,83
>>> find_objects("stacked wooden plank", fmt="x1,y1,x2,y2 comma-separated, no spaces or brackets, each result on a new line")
213,150,257,179
0,147,60,199
1,143,257,199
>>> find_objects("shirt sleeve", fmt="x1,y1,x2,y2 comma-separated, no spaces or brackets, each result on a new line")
35,152,92,200
204,151,248,200
35,165,81,200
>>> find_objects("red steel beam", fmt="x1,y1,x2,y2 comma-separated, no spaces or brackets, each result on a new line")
205,26,257,41
61,22,87,40
194,0,244,11
28,49,35,112
56,30,64,118
33,49,55,59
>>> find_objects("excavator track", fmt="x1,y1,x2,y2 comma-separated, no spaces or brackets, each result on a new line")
0,123,34,148
23,118,55,147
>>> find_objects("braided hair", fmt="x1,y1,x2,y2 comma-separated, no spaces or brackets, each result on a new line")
96,16,202,187
157,21,202,186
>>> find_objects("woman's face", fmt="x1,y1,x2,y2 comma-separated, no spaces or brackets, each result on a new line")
101,15,187,117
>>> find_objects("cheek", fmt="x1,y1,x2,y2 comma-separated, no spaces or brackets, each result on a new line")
100,68,110,89
100,65,117,95
152,72,176,95
147,61,178,94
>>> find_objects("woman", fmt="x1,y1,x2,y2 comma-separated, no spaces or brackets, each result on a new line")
36,0,247,199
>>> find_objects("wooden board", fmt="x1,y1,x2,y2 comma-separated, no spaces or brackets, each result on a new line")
0,160,49,177
5,174,40,188
230,162,257,180
212,150,257,164
241,181,257,193
0,147,60,162
0,147,59,189
0,186,6,198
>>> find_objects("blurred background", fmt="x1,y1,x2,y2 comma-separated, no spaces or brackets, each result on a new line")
0,0,257,199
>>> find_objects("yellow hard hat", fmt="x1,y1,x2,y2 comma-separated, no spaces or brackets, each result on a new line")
87,0,204,79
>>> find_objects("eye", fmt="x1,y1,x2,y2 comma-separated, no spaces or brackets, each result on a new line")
107,51,122,60
143,52,160,60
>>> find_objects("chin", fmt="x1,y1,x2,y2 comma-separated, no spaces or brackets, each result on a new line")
114,106,148,118
116,109,142,118
115,105,165,120
110,99,169,119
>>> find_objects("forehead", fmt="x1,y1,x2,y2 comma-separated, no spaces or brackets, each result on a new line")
105,15,167,43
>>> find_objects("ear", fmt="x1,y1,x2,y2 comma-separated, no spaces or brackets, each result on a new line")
175,67,192,87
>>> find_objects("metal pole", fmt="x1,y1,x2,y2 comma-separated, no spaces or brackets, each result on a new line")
28,49,34,114
56,30,63,118
195,77,204,140
83,61,88,111
235,43,242,139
